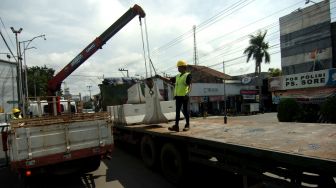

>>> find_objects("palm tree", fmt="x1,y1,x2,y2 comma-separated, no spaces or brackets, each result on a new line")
243,30,270,112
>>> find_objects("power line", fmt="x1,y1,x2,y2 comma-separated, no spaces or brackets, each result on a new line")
158,0,332,75
196,0,257,34
0,17,18,61
155,0,306,73
151,0,255,55
161,31,327,78
0,17,16,51
0,30,17,62
188,9,331,76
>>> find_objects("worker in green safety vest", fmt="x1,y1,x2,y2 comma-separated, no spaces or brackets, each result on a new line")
168,60,192,132
11,108,22,119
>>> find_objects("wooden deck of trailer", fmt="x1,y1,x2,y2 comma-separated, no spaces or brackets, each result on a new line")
113,113,336,176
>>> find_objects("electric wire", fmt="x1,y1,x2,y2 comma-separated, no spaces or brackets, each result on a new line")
156,0,306,74
0,17,17,61
159,0,333,76
151,0,254,55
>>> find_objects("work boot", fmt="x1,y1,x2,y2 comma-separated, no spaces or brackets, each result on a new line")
168,125,179,132
183,124,190,131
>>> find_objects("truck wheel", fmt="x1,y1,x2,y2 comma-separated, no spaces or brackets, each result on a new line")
140,135,156,168
160,143,184,184
81,156,101,173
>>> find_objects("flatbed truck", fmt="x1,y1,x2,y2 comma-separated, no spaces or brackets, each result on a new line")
112,113,336,187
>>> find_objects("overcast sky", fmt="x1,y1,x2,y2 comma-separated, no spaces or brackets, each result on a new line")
0,0,333,96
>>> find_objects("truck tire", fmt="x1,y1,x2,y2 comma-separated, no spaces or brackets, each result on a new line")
140,135,156,168
81,155,101,173
160,143,184,184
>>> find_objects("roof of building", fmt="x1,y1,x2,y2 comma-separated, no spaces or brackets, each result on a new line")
188,65,232,80
0,59,17,66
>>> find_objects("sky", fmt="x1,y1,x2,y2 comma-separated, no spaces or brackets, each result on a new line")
0,0,333,97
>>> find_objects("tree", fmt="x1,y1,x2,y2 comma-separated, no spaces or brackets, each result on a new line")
268,68,282,77
243,30,270,111
27,65,55,98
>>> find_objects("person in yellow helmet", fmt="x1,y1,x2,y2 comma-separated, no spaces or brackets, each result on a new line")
168,60,192,132
12,108,22,119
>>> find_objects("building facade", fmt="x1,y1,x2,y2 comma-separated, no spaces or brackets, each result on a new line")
0,59,18,113
280,0,332,75
271,0,336,105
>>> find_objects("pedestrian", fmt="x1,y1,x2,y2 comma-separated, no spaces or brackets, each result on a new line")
168,60,192,132
11,108,22,119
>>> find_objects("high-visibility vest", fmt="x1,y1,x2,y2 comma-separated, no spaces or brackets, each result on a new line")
11,114,22,119
174,72,190,96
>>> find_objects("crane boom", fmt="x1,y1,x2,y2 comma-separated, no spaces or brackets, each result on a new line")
47,4,145,96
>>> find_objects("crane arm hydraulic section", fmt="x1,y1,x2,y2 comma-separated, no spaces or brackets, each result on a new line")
47,4,145,96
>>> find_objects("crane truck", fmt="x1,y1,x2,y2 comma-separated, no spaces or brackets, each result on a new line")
0,4,145,178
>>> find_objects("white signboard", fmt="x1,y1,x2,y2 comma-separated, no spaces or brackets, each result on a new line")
242,95,256,100
283,69,336,90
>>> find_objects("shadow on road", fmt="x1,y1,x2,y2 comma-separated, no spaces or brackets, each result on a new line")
103,147,175,188
0,166,102,188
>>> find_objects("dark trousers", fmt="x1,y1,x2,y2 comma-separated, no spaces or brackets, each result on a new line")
175,96,190,127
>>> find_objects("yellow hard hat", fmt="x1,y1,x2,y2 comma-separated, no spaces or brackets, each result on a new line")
12,108,20,113
177,60,187,67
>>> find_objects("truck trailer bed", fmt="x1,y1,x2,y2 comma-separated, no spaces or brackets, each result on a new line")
7,112,113,171
114,113,336,178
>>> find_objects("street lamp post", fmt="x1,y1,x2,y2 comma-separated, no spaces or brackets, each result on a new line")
305,0,317,4
22,46,36,100
19,34,46,114
87,85,93,110
118,68,129,77
20,34,46,98
87,85,92,100
10,27,24,116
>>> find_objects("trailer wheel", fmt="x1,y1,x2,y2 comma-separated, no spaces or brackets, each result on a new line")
140,135,156,168
80,155,101,173
160,143,184,184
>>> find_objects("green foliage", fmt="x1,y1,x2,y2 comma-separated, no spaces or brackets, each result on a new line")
296,104,320,123
83,101,93,109
99,84,131,111
27,65,55,97
268,68,282,77
320,96,336,123
277,98,301,122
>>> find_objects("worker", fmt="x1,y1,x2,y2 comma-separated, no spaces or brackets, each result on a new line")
168,60,192,132
12,108,22,119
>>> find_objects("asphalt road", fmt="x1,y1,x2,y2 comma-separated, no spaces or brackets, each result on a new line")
0,147,248,188
0,147,176,188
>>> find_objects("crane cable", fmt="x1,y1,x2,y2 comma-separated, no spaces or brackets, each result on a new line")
139,17,157,78
144,18,157,76
139,18,148,78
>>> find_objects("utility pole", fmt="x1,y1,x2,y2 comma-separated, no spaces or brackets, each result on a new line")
11,27,25,116
193,25,199,65
223,61,227,124
87,85,92,100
